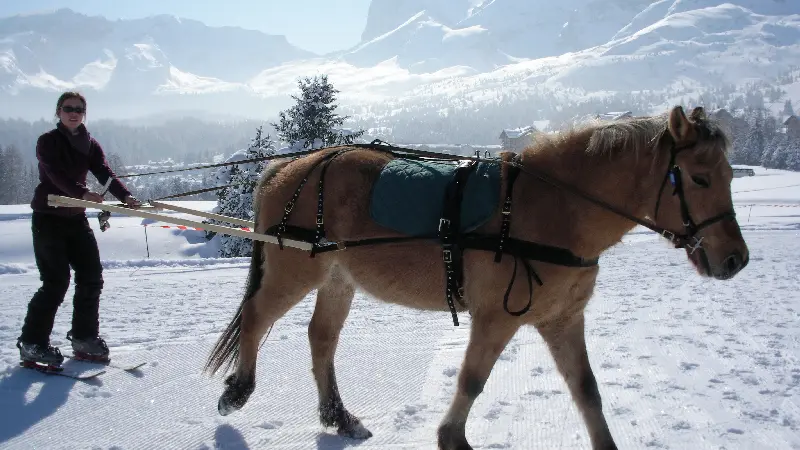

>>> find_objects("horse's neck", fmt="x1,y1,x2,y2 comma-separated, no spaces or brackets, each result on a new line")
520,143,661,258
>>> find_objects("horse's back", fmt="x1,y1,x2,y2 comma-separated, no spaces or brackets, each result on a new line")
256,146,397,240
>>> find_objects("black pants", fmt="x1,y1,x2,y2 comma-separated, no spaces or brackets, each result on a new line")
19,212,104,345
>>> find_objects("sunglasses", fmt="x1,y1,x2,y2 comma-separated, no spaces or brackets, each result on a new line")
61,105,85,114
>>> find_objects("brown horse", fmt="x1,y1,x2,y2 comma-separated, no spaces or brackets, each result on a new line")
204,105,749,450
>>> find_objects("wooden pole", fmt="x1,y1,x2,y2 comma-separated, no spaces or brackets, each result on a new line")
47,195,313,251
149,200,255,228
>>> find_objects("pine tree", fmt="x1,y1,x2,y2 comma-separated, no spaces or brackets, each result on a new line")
212,126,276,258
786,140,800,171
0,145,24,204
271,75,365,150
764,135,788,169
740,110,766,166
783,99,794,117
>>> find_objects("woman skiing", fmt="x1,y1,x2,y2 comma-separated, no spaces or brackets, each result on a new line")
17,91,141,368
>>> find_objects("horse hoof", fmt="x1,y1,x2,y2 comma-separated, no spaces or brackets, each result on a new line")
217,374,254,416
218,395,238,416
338,420,373,440
437,423,471,450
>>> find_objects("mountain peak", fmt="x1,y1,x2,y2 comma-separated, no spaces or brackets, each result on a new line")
360,0,472,42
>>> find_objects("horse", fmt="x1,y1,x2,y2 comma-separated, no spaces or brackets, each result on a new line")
203,105,749,450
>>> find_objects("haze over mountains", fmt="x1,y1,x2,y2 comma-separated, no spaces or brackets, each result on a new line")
1,0,799,122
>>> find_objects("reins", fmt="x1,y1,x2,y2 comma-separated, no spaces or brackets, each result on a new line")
120,136,734,323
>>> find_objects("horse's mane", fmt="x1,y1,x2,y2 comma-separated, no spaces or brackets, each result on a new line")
529,112,731,165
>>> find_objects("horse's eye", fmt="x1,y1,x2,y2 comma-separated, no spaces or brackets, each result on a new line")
691,175,710,188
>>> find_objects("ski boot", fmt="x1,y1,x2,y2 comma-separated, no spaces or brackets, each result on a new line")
67,331,110,364
17,340,65,372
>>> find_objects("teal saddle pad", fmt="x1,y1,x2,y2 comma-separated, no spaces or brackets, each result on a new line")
370,158,502,236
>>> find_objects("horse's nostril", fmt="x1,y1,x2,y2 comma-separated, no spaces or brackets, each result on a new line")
724,252,742,274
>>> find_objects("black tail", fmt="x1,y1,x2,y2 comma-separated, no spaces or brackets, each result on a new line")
203,157,292,377
204,239,264,376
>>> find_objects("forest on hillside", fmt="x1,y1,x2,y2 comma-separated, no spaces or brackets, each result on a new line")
1,68,799,205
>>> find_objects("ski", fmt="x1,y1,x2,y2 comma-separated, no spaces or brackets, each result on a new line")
19,360,106,380
67,355,147,372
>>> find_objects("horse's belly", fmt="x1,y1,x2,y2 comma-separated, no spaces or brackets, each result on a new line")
338,243,459,312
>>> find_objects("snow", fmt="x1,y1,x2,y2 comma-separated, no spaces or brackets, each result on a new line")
0,165,798,448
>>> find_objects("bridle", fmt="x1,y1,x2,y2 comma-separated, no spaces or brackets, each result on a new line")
509,138,737,257
651,142,737,254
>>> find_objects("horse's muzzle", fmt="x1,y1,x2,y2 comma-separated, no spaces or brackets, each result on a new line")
714,250,748,280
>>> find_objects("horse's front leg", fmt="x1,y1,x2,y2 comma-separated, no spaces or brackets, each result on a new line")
437,313,520,450
538,313,617,450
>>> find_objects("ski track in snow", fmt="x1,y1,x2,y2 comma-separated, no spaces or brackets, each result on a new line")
0,229,799,448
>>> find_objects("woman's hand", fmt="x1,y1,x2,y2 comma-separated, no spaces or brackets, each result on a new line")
82,192,104,203
124,195,142,208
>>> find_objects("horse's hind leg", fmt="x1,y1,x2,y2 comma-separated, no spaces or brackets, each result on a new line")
438,313,520,450
538,313,617,450
308,266,372,439
217,259,321,416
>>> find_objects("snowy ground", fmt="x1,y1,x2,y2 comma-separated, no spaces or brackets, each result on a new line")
0,167,798,449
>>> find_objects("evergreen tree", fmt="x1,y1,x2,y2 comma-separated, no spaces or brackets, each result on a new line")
0,145,24,204
786,140,800,171
271,74,365,150
212,126,276,258
740,110,766,165
763,134,787,169
783,99,795,117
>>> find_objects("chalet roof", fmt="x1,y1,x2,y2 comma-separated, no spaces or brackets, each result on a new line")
499,125,537,139
597,111,633,121
784,115,799,125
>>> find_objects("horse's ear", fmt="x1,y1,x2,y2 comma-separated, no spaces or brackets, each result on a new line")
689,106,706,121
668,105,693,143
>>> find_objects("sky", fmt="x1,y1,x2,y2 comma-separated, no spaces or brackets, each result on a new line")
0,0,372,54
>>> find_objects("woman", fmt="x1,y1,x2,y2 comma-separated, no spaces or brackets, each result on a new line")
17,91,141,367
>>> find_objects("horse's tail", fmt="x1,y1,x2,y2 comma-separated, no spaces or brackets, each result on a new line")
203,157,293,376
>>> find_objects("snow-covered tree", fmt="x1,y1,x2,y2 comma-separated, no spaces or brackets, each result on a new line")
786,140,800,171
783,99,795,117
211,126,276,257
763,134,788,169
271,74,365,150
738,110,766,166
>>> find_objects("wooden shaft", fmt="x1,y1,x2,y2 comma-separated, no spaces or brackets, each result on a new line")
46,195,312,251
149,200,255,228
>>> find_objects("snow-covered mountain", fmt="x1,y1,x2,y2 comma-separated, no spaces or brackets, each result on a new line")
1,2,799,122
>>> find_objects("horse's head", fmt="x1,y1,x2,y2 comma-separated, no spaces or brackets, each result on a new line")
654,105,749,280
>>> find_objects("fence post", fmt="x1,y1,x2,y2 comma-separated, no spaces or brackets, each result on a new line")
144,225,150,258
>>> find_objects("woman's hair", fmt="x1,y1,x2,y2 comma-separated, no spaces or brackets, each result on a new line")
55,91,87,117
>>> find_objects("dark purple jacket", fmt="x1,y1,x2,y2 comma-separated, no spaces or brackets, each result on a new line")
30,123,132,217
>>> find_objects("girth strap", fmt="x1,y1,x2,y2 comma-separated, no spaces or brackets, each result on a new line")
438,160,479,326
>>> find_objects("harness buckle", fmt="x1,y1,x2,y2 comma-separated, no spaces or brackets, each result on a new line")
442,249,453,263
687,236,704,254
439,218,451,232
316,216,324,225
661,229,676,243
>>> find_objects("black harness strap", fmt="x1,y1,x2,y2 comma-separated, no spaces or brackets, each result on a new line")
503,257,541,317
438,160,479,325
495,154,521,263
309,149,349,257
274,149,347,250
